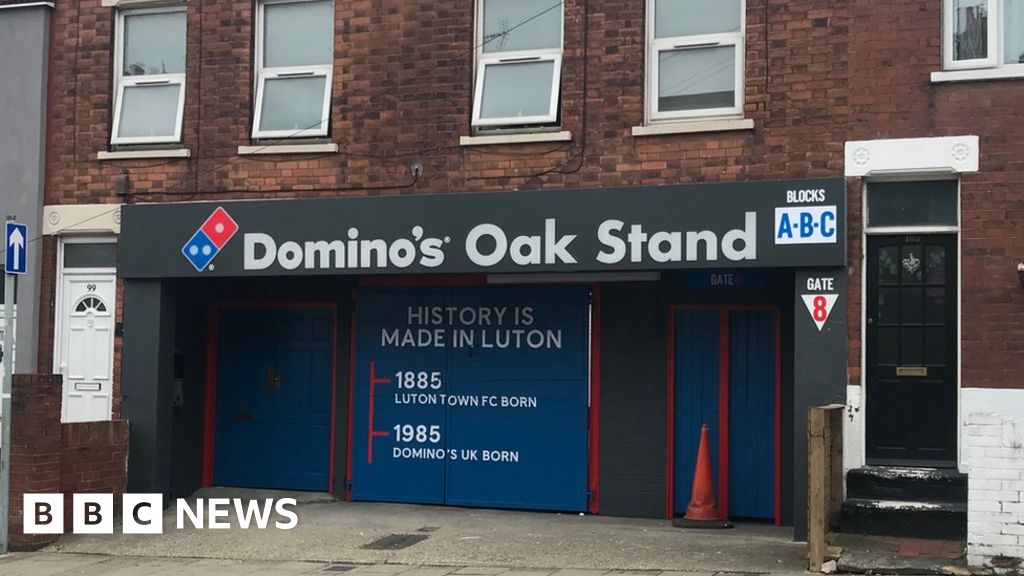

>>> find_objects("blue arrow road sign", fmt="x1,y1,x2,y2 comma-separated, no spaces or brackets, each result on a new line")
5,222,27,275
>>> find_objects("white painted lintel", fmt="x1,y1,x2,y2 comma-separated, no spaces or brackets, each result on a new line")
845,136,979,177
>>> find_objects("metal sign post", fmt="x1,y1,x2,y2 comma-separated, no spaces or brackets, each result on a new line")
1,215,26,554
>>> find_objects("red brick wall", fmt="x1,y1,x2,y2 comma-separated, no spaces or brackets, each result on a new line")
35,237,57,376
59,420,130,527
8,374,129,550
9,374,62,550
845,0,1024,390
44,0,851,199
41,0,854,378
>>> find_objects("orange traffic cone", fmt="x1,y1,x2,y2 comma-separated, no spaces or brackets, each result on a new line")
673,424,732,529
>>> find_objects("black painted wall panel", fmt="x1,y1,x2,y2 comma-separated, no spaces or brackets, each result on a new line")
598,282,667,518
170,280,207,500
792,269,847,540
123,280,176,498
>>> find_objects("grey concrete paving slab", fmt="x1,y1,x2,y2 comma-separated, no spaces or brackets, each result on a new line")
239,560,332,576
452,568,509,575
549,570,610,576
53,556,200,576
156,558,303,576
348,565,415,574
399,567,459,576
0,552,109,575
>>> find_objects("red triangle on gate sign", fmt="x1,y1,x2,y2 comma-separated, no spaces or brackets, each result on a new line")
801,294,838,331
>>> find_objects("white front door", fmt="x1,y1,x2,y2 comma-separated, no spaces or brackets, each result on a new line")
59,275,115,422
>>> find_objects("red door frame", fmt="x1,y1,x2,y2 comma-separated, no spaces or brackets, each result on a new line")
665,304,782,525
345,276,602,514
202,301,340,494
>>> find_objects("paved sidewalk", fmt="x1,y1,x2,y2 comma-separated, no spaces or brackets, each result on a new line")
49,493,805,573
0,553,811,576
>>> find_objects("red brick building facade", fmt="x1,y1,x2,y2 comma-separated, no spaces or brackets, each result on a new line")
33,0,1024,566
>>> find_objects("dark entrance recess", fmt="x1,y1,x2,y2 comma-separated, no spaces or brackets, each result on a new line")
866,234,957,467
671,306,781,523
212,306,336,491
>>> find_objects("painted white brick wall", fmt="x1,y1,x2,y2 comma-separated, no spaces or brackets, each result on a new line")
964,409,1024,571
843,384,865,478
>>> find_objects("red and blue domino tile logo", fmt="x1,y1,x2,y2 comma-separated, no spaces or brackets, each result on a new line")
181,207,239,272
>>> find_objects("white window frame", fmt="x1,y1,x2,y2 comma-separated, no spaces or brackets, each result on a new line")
645,0,745,123
943,0,1024,72
471,1,564,128
110,6,187,146
943,0,1000,69
252,0,334,140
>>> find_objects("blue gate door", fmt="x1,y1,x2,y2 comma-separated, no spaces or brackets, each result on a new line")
728,310,777,520
351,286,589,511
673,308,778,520
673,309,721,516
351,289,448,504
446,286,589,511
214,307,333,491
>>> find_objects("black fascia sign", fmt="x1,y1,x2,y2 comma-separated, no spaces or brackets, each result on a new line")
119,178,846,278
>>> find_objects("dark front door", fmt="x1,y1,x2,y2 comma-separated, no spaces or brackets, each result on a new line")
214,307,334,491
866,234,957,466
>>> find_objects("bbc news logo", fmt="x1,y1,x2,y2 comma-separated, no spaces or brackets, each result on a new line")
24,494,298,534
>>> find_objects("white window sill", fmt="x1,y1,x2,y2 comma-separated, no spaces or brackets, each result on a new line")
97,148,191,161
238,143,339,155
459,131,572,147
931,68,1024,83
101,0,175,7
0,2,55,10
631,118,754,137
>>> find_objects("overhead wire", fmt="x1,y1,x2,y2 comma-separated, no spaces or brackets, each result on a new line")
485,0,589,180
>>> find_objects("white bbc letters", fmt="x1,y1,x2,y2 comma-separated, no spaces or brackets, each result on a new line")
73,493,114,534
24,493,299,533
23,494,64,534
123,493,164,534
207,498,232,529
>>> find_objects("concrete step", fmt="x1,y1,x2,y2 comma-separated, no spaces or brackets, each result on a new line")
840,498,967,540
846,466,967,503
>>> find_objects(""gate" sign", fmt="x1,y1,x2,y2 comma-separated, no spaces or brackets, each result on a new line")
801,276,838,331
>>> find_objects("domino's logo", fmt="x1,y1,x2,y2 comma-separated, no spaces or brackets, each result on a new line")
182,207,239,272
